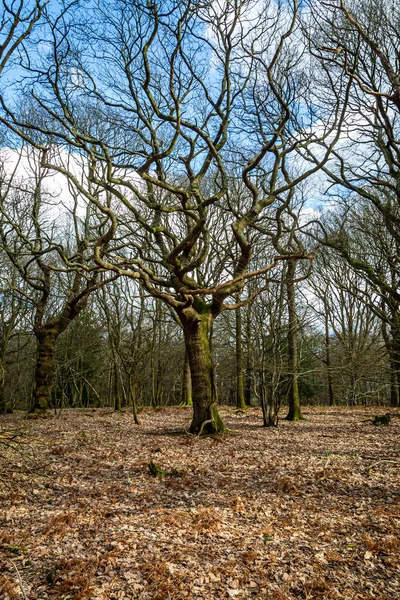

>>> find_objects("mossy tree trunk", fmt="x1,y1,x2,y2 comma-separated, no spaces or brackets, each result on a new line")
0,380,7,414
285,260,303,421
30,264,99,413
32,329,58,413
179,305,226,434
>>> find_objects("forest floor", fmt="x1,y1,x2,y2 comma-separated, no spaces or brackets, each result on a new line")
0,406,399,600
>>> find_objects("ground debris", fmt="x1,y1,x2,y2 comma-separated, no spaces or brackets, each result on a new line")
0,406,399,599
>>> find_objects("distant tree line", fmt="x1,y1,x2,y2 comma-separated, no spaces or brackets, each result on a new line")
0,243,392,418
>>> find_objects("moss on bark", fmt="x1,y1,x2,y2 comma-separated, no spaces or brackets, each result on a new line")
31,331,57,413
180,307,226,434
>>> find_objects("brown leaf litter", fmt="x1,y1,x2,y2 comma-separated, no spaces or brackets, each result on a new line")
0,406,399,599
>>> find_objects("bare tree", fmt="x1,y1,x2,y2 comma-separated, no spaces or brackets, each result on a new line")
250,279,287,426
0,147,117,412
0,254,30,412
307,239,389,406
304,0,400,304
0,0,348,432
0,0,45,76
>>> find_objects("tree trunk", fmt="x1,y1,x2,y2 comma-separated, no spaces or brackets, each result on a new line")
390,362,400,407
323,297,335,406
113,363,121,411
129,371,140,424
0,338,12,413
390,337,400,407
260,376,269,427
0,350,8,413
150,299,162,407
32,330,57,413
180,309,226,434
244,304,254,406
285,260,303,421
180,348,192,406
235,301,246,410
0,381,7,414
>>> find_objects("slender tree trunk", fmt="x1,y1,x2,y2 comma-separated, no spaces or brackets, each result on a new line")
0,349,7,413
150,299,162,406
180,348,192,406
390,363,400,407
235,300,246,410
260,379,268,427
244,305,253,406
129,371,140,424
156,359,163,406
107,367,113,407
180,309,226,434
72,375,80,407
119,367,128,409
390,337,400,407
348,373,357,406
31,330,57,413
113,363,121,411
0,380,6,414
0,334,13,413
381,313,396,407
324,300,335,406
285,260,303,421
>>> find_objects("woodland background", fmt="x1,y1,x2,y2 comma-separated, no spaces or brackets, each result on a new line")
0,2,399,598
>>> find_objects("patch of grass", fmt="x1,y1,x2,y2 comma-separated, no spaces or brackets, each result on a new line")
75,431,90,446
7,545,28,554
148,461,166,477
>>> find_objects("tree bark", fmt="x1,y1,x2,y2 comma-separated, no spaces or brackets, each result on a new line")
285,260,303,421
129,371,141,424
180,307,226,434
235,301,246,410
0,329,14,413
0,349,8,413
390,335,400,407
390,364,400,407
180,348,192,406
32,330,57,413
113,363,121,411
0,381,7,414
244,304,255,406
324,297,335,406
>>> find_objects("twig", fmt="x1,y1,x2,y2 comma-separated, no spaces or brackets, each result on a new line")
318,456,332,482
11,560,28,600
0,430,27,446
368,459,399,470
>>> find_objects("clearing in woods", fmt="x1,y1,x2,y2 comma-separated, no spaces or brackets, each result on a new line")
0,406,399,600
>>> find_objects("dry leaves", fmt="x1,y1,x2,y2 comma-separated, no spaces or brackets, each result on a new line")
0,406,399,599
